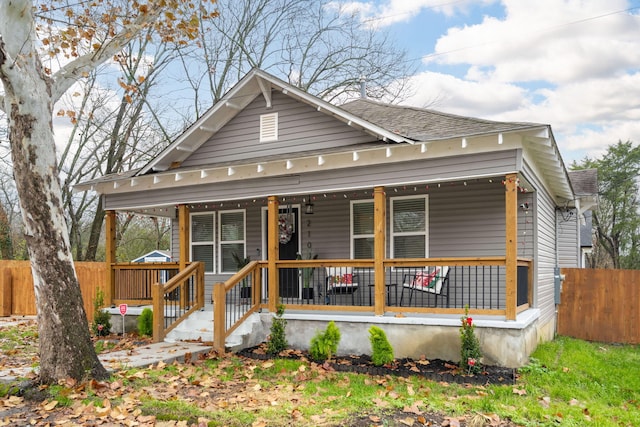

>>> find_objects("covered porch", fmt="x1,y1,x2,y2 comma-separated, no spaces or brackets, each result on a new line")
101,175,533,353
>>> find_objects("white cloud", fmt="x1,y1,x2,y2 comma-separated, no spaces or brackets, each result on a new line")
427,0,640,85
389,0,640,164
328,0,495,28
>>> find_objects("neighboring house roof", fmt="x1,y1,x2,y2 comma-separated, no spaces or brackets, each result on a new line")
567,169,598,196
568,168,598,213
75,68,577,205
132,250,171,263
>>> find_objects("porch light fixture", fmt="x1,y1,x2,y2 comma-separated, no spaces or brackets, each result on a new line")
227,167,235,176
353,151,359,161
305,195,314,215
257,164,264,173
421,143,427,153
498,133,504,144
318,155,325,166
461,137,468,148
386,147,392,158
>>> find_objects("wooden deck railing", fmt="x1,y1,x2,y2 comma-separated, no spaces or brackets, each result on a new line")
112,262,180,305
151,261,205,342
212,257,533,351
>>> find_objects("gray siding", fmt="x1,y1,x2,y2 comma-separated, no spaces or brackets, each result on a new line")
105,150,519,210
557,208,579,267
522,161,558,326
170,179,512,303
180,91,374,167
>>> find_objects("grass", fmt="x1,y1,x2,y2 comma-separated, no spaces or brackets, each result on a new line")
0,322,638,426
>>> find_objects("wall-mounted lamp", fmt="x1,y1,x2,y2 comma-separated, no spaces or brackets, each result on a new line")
305,195,314,215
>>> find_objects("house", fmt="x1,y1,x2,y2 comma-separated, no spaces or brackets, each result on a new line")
567,169,598,267
76,68,596,367
132,250,172,264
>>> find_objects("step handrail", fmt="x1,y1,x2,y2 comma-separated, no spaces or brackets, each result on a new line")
213,260,265,351
152,261,205,342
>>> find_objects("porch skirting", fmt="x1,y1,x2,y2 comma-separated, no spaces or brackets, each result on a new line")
251,309,545,368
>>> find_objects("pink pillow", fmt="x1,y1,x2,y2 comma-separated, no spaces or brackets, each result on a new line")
413,268,440,289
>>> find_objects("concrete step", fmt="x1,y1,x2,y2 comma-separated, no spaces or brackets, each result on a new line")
164,306,214,343
164,305,267,350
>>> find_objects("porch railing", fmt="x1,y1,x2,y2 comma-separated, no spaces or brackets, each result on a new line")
212,257,532,350
151,261,205,342
112,262,180,305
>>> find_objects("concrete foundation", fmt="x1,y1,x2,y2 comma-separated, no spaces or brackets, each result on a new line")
260,308,543,368
104,305,151,335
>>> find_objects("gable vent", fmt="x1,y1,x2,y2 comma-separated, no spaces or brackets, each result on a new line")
260,112,278,142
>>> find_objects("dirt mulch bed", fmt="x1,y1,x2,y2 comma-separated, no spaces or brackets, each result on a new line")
238,343,517,386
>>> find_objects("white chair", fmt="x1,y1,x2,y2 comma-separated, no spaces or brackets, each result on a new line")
400,266,450,306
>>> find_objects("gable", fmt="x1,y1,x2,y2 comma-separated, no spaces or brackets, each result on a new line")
179,91,377,169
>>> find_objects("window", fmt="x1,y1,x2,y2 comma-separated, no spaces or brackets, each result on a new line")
391,196,428,258
191,213,215,273
259,112,278,142
351,200,374,259
219,210,246,273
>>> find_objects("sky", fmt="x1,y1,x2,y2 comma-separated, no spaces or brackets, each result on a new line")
343,0,640,165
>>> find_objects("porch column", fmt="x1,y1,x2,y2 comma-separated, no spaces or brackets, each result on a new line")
178,205,190,270
373,186,386,316
505,173,518,320
267,196,280,312
105,210,116,306
178,205,190,309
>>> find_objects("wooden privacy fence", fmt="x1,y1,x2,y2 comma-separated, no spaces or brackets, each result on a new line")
558,268,640,344
0,261,106,323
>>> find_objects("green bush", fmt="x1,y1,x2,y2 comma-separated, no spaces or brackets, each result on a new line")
369,325,394,366
309,321,341,362
91,289,111,337
138,307,154,337
266,304,288,354
460,306,482,374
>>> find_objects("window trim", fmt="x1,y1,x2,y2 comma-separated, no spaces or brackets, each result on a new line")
190,212,216,274
390,195,429,259
218,209,247,274
350,199,375,259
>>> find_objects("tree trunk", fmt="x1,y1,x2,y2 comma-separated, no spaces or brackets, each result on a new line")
0,1,107,383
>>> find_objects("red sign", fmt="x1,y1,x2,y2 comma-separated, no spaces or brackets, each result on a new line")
119,303,128,316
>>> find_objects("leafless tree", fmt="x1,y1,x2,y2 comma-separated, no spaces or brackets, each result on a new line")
173,0,414,120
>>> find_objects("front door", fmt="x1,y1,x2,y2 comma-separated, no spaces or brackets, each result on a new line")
264,206,300,298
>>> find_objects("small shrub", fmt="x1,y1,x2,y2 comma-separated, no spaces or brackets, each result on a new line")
460,306,482,374
309,321,341,362
369,325,394,366
91,289,111,337
266,304,288,354
138,307,154,337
